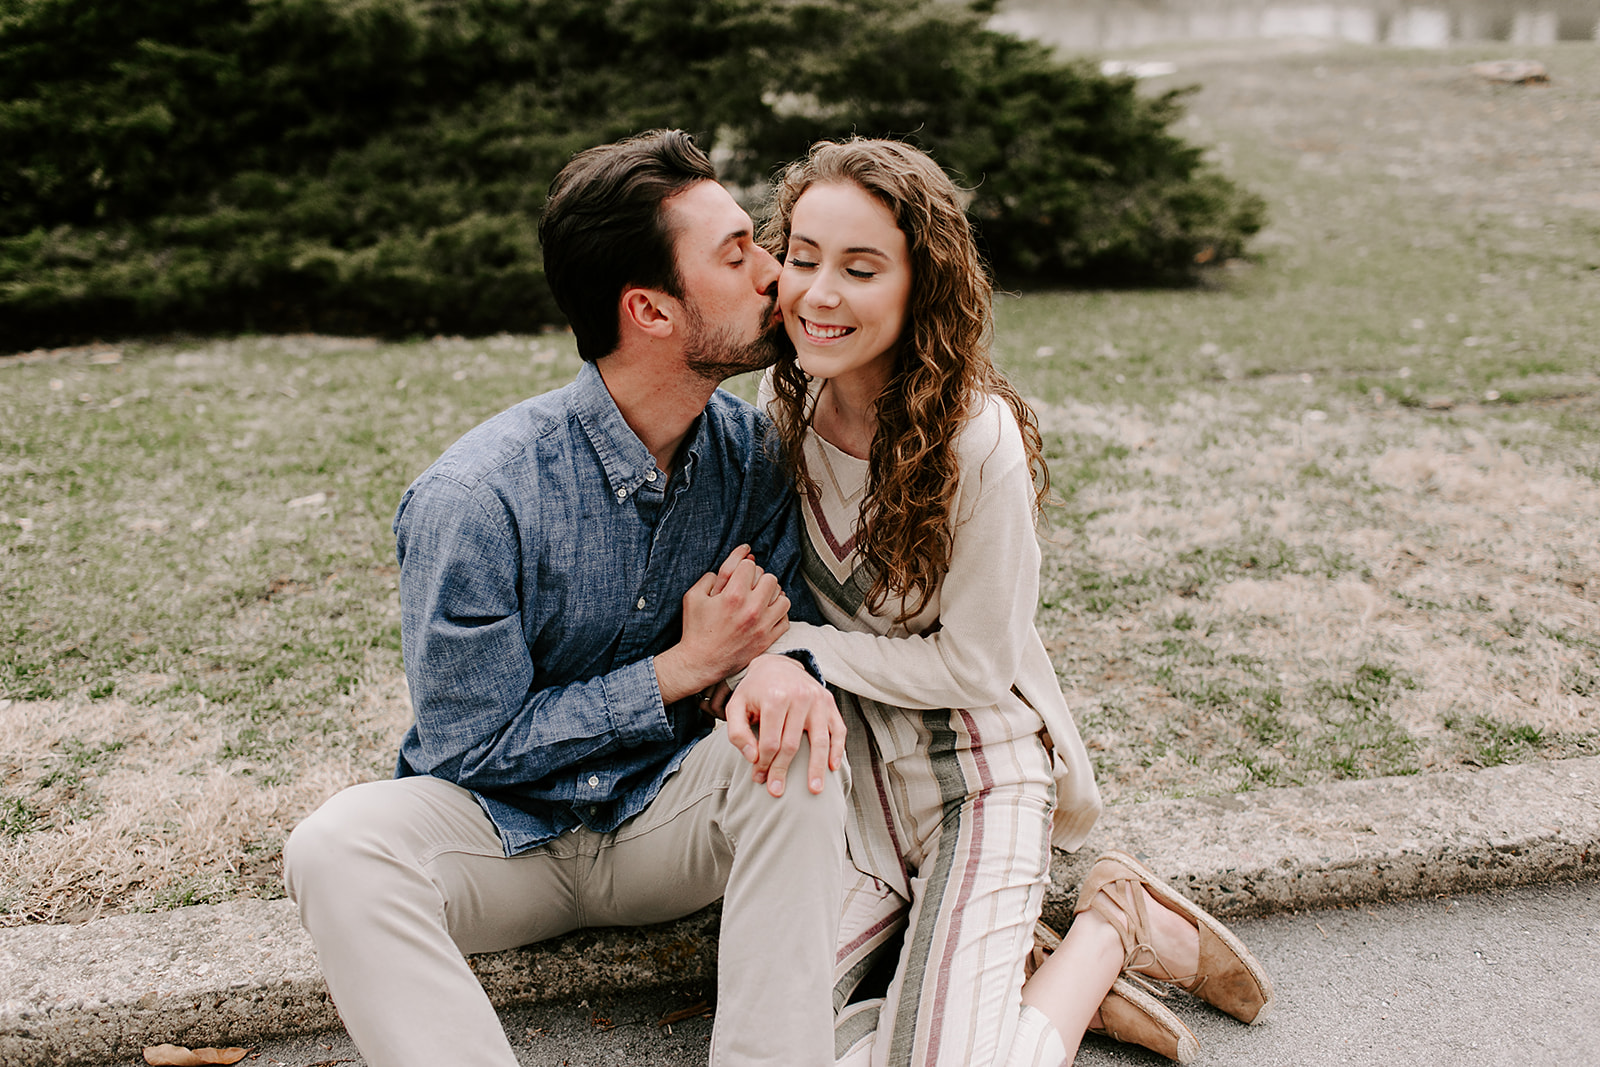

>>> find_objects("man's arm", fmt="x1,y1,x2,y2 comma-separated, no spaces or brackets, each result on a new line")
656,549,792,704
395,478,788,793
396,475,646,788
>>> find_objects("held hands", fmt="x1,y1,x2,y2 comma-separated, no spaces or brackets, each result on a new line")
654,544,844,798
655,545,790,707
723,653,845,799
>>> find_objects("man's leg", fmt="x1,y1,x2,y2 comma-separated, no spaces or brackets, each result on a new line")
284,775,581,1067
287,729,846,1067
581,727,848,1067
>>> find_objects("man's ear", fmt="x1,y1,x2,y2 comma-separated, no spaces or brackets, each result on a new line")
620,287,677,340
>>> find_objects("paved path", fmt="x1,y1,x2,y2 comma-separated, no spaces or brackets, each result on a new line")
86,878,1600,1067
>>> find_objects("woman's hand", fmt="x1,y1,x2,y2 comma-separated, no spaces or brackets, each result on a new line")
723,653,846,798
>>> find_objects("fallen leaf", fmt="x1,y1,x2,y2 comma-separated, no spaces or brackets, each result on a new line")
657,1000,712,1026
143,1045,249,1066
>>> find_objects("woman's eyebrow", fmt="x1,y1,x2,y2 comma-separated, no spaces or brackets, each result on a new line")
788,233,888,257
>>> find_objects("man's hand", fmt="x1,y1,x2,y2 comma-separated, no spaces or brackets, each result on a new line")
724,653,845,799
655,545,790,705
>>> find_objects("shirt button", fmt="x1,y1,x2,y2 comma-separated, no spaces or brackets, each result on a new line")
636,596,647,609
646,469,657,482
587,806,598,817
615,487,627,500
588,775,599,788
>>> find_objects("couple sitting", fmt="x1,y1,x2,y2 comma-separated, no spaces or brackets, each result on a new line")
285,130,1272,1067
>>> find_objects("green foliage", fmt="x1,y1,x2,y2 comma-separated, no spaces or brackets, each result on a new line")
2,0,1263,348
709,0,1264,278
0,795,39,839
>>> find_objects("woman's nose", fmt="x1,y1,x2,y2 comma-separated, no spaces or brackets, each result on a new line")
805,276,841,309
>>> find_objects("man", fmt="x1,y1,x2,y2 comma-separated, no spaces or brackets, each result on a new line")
285,130,848,1067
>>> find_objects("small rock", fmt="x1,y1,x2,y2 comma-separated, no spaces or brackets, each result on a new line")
1470,60,1548,85
1425,397,1454,410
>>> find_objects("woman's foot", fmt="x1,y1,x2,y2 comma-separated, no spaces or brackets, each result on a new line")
1088,976,1200,1064
1074,850,1275,1024
1026,921,1199,1064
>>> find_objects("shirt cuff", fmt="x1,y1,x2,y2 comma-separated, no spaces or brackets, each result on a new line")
605,658,674,746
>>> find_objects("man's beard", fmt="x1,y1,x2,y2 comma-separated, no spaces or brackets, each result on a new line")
682,296,785,383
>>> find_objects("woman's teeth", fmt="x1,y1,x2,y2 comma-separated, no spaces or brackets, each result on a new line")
804,319,853,340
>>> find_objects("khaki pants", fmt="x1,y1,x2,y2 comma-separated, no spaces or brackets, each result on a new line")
284,729,847,1067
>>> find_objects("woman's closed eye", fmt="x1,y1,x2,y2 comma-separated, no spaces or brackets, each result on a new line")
846,267,877,280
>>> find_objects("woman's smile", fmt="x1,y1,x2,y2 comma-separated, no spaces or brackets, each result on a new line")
799,317,856,342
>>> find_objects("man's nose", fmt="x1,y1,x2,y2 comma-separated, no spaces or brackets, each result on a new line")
753,244,780,292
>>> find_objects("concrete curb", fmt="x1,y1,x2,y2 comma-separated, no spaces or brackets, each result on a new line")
5,756,1598,1066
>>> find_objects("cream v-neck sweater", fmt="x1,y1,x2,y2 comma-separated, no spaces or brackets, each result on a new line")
761,379,1102,850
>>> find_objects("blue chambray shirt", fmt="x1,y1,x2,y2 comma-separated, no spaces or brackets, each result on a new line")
392,360,820,856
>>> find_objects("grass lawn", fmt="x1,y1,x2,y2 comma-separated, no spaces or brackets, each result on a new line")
3,39,1597,924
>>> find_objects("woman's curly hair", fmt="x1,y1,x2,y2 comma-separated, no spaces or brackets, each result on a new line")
759,138,1050,623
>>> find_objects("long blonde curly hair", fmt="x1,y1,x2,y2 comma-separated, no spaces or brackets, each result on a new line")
760,138,1049,623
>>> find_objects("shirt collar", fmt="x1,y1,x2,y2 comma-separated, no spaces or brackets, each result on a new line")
571,360,703,500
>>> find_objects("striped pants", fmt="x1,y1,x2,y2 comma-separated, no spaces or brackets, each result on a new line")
830,693,1067,1067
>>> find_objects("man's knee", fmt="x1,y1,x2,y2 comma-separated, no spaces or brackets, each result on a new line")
735,738,848,836
284,786,358,906
283,780,407,906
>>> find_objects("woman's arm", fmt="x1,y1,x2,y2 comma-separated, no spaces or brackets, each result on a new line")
769,399,1044,710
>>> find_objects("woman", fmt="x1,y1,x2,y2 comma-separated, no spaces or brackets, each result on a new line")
745,139,1272,1066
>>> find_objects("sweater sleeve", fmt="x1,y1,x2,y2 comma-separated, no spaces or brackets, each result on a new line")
768,399,1044,711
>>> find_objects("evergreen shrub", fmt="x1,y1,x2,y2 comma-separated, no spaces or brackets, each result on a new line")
1,0,1264,348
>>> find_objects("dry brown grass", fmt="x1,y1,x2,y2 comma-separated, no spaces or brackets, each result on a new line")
1035,390,1600,802
0,677,410,924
